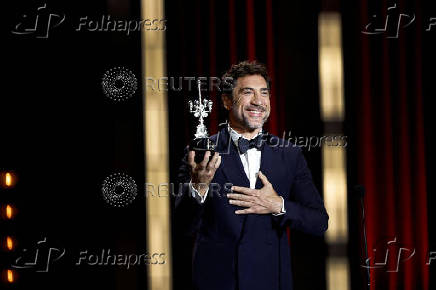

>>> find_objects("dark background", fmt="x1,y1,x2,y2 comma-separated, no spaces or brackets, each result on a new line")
1,0,435,290
2,0,147,289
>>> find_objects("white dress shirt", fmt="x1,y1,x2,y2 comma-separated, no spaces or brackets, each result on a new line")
229,126,262,189
190,125,285,215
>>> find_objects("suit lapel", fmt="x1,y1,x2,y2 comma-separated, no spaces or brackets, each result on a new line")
256,141,289,200
215,127,250,188
255,141,274,189
213,127,248,236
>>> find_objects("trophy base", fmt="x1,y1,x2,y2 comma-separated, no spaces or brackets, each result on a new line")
189,138,216,163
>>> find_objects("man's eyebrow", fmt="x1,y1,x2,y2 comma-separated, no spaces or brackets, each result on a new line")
238,87,269,92
238,87,255,91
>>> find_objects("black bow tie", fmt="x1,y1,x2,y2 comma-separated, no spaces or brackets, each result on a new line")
237,134,265,154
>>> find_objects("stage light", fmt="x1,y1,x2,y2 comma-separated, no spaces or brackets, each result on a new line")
5,172,12,187
2,172,17,188
7,269,14,283
6,236,14,251
6,205,13,219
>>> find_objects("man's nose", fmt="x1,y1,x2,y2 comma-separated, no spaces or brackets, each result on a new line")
251,91,263,105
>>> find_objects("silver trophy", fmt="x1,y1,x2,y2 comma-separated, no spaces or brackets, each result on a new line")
189,80,216,163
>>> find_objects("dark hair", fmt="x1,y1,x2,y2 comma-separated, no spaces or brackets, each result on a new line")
221,60,271,97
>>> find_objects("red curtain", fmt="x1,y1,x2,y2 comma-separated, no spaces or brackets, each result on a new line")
168,1,325,289
190,0,285,136
357,0,429,289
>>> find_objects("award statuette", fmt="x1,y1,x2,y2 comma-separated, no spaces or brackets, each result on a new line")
189,80,216,163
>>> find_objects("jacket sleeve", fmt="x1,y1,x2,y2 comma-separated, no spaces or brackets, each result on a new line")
174,146,208,237
273,148,329,236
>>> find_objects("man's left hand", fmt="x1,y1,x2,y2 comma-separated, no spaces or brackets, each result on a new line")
227,171,283,215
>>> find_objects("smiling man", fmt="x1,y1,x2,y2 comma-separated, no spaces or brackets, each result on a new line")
175,60,329,290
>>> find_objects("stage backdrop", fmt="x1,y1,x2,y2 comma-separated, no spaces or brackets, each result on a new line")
344,0,434,289
166,1,326,290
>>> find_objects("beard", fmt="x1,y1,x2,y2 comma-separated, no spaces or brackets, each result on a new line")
242,113,269,129
237,107,270,130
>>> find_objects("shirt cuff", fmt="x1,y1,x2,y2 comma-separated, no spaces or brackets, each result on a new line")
272,196,286,216
189,180,209,204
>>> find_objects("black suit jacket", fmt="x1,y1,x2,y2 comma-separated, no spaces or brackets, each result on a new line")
175,126,329,290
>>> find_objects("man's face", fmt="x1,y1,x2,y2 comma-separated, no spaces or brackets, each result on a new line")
223,74,271,131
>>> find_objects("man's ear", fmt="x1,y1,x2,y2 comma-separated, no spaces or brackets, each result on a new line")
221,94,232,111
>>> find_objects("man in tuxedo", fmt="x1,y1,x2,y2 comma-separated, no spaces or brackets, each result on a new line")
175,61,329,290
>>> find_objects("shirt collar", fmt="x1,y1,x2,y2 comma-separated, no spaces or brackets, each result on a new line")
227,123,263,146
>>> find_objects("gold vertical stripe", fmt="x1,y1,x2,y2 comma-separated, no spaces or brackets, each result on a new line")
319,12,350,290
141,0,171,289
327,257,350,290
322,144,348,244
319,13,345,122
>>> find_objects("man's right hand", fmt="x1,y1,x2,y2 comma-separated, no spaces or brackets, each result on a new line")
188,151,221,196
